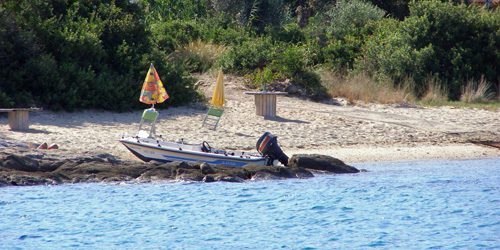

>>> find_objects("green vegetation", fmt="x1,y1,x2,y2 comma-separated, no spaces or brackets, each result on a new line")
0,0,498,111
0,0,199,111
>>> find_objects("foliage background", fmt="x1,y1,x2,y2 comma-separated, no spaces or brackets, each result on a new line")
0,0,498,110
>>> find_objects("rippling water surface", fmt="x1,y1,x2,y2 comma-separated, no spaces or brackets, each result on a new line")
1,158,499,249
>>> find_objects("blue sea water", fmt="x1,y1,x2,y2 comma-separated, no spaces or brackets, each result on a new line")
1,158,499,249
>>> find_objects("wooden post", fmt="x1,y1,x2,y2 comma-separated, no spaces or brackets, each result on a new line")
8,110,29,130
245,91,286,118
1,108,40,131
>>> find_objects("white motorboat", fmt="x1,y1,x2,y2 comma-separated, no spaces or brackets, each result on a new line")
120,132,289,168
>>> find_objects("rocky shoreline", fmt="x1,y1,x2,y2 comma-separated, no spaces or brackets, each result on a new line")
0,148,359,186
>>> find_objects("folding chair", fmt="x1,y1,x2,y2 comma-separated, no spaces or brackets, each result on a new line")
202,107,224,130
138,108,159,138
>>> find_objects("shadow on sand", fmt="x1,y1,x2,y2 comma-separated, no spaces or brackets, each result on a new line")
264,115,310,124
10,128,50,134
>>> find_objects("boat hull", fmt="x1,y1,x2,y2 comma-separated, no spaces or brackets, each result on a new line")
120,138,268,168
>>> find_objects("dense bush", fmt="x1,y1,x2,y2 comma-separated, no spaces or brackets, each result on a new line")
321,35,364,71
140,0,208,22
0,0,198,110
217,37,275,73
210,0,286,33
292,71,327,100
1,0,498,109
272,45,309,76
271,23,306,44
151,19,201,53
326,0,385,39
198,16,252,45
303,0,385,71
358,1,499,99
368,0,410,20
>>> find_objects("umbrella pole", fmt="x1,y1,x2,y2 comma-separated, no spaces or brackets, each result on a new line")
150,103,156,138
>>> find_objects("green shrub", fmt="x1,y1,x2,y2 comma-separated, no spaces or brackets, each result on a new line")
272,45,309,77
322,35,363,71
248,66,283,90
0,92,14,108
272,23,306,43
141,0,208,23
368,0,410,20
292,71,328,100
357,1,499,99
198,16,252,45
326,0,385,39
210,0,286,33
217,37,275,73
0,0,198,111
151,19,201,52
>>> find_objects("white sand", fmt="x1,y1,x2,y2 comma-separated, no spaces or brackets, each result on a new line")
1,73,499,163
288,144,500,163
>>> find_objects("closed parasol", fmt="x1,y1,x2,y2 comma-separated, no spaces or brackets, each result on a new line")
140,63,169,106
211,69,225,108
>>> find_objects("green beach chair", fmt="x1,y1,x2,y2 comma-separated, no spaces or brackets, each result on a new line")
138,108,159,138
202,107,224,130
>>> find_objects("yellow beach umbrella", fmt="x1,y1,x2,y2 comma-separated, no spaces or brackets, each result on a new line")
210,70,225,108
139,63,169,106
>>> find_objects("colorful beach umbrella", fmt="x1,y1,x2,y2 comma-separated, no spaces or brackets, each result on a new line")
140,63,169,105
210,70,225,108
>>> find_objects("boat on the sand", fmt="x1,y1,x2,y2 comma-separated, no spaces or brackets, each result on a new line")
120,132,289,167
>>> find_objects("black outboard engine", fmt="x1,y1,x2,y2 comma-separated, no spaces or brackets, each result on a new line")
256,132,289,166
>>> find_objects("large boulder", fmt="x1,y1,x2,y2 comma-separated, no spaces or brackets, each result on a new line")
176,172,205,182
1,154,40,172
214,175,245,182
288,154,359,173
202,175,216,183
244,165,314,180
200,163,216,174
0,173,58,186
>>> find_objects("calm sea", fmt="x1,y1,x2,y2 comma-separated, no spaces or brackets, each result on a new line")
1,158,499,249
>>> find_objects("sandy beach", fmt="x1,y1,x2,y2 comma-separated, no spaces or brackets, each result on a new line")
1,74,499,164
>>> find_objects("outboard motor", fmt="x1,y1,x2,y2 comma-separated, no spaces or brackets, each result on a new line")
256,132,289,166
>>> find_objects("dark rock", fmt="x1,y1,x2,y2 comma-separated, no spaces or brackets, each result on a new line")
0,150,358,187
139,169,174,181
214,175,245,182
96,153,121,164
200,163,216,175
104,176,133,182
202,175,215,182
290,167,315,178
176,173,204,182
251,172,284,180
176,168,188,175
1,174,56,186
244,165,314,180
0,179,8,187
1,155,40,172
288,154,359,173
177,161,198,170
39,160,66,172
